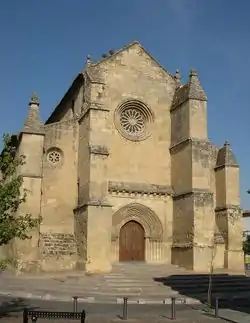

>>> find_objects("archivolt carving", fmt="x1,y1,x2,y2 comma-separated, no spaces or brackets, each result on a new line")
112,203,163,241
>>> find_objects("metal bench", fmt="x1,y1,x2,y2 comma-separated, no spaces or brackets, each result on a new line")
23,308,86,323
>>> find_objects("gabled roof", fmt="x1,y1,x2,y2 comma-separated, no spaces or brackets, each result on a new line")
45,41,176,124
89,40,175,79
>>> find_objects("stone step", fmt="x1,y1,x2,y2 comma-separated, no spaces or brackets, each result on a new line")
157,274,247,280
103,278,156,282
103,283,167,288
166,281,249,289
170,286,250,295
34,284,173,293
72,290,179,297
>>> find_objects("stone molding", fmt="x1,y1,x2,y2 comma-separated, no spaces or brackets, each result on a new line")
85,69,106,85
108,181,173,197
170,137,212,154
214,164,239,172
20,130,45,137
112,202,163,241
78,101,110,123
173,188,213,201
172,242,216,248
243,210,250,218
21,174,42,179
74,198,112,213
89,144,109,156
215,205,241,213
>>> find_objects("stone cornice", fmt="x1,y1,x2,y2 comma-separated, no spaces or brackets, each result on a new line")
173,188,213,200
108,181,173,197
214,164,239,172
170,137,212,154
172,242,215,248
89,144,109,156
20,173,42,179
215,205,241,213
243,210,250,218
74,198,112,213
78,101,110,123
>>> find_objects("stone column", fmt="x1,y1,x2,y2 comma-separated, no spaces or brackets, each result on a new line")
15,94,45,273
215,142,244,271
171,70,215,272
76,74,112,272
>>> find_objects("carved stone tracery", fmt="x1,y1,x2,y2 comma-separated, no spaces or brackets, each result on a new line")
114,99,154,141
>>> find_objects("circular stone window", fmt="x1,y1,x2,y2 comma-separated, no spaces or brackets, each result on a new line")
114,100,154,141
47,149,62,166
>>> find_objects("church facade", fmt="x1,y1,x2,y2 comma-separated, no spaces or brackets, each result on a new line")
11,41,244,273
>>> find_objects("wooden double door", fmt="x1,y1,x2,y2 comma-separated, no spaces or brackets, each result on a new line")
119,220,145,261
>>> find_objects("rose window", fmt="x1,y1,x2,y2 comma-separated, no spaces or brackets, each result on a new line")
115,100,154,141
47,150,61,165
120,108,145,135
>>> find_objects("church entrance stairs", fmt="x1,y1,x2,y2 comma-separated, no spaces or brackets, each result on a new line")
0,263,249,304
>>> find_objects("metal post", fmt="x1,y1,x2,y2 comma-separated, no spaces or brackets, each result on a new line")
215,297,219,317
81,309,86,323
171,297,176,320
23,309,28,323
73,296,79,312
122,297,128,320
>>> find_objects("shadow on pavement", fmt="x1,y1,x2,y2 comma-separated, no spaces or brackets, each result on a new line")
154,273,250,315
0,297,37,319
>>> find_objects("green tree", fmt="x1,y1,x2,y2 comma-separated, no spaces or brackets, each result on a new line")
243,235,250,255
0,133,40,247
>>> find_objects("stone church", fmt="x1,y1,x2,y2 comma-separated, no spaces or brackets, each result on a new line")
9,41,244,273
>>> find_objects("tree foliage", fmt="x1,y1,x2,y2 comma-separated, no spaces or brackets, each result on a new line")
0,133,40,246
243,235,250,255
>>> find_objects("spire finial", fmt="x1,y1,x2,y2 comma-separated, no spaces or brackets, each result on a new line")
30,92,39,105
86,54,92,67
21,93,44,135
224,140,230,147
189,69,198,78
175,69,182,85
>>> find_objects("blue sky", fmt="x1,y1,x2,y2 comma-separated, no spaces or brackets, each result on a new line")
0,0,249,208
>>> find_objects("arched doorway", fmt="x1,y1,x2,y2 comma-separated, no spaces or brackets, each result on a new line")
119,221,145,261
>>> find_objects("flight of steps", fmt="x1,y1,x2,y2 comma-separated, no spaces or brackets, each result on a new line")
157,272,250,301
1,262,250,304
83,262,185,302
77,262,250,303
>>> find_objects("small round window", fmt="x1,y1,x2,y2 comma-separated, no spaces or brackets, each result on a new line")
47,149,62,166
